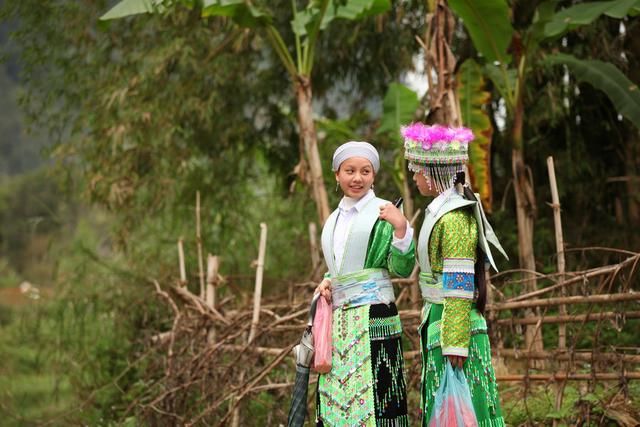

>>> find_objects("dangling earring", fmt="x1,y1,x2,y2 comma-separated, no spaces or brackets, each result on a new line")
335,181,340,192
371,183,375,191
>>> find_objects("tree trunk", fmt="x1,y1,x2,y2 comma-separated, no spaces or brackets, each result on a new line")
424,0,460,128
295,76,331,225
625,132,640,229
511,93,544,358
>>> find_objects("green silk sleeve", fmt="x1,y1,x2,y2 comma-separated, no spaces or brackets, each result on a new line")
364,220,415,278
439,209,478,357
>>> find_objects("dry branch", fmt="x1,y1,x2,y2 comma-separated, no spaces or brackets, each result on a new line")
494,311,640,325
497,372,640,381
506,253,640,302
489,292,640,311
130,245,640,425
497,349,640,363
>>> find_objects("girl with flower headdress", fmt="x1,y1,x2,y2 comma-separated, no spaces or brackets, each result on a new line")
401,123,509,426
314,141,415,426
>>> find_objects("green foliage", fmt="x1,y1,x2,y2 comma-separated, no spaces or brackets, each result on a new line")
502,383,640,426
0,259,21,289
0,62,48,176
378,82,419,136
447,0,513,64
544,52,640,127
457,59,494,212
2,0,640,425
544,0,640,38
377,82,420,207
100,0,164,20
0,168,75,278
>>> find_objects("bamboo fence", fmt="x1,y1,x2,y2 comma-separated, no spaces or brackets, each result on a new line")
134,177,640,425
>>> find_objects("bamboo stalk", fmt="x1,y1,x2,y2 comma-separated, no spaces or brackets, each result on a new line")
547,157,567,350
409,264,420,308
505,254,640,302
196,191,206,299
488,292,640,311
178,238,187,287
547,156,567,427
497,349,640,363
214,346,640,364
206,255,220,344
248,223,268,344
206,255,219,309
495,372,640,381
494,311,640,325
410,208,422,227
309,222,319,269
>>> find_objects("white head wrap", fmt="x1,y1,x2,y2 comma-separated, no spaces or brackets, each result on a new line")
331,141,380,172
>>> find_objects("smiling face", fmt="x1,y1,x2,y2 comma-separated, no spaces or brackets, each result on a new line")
335,157,375,199
413,172,438,197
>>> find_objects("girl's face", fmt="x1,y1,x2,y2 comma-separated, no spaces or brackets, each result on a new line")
413,172,438,197
335,157,375,199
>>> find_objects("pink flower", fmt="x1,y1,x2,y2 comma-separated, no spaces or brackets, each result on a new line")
454,127,474,142
401,122,474,147
445,127,458,142
401,123,426,142
424,125,448,143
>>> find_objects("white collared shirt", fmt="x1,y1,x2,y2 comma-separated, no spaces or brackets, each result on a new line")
333,189,414,268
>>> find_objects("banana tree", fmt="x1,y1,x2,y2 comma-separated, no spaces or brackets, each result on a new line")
101,0,391,225
378,1,495,215
447,0,640,357
448,0,640,278
377,82,421,220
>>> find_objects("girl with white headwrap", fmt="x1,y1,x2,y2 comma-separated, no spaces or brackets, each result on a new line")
314,141,415,426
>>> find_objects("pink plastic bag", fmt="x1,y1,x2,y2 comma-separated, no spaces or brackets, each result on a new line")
428,362,478,427
312,295,332,373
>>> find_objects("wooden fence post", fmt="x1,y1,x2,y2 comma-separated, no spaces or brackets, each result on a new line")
178,238,187,287
249,222,268,344
206,255,219,309
234,223,268,426
547,156,567,349
548,156,568,427
196,191,206,299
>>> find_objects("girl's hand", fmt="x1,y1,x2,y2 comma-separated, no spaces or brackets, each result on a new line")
315,278,332,302
448,355,466,370
378,203,407,239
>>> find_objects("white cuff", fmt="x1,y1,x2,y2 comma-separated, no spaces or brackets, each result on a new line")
441,346,469,358
391,220,414,253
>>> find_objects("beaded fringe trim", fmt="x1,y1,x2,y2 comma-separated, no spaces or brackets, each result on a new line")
372,339,407,419
478,418,506,427
408,162,464,194
369,315,403,341
376,414,410,427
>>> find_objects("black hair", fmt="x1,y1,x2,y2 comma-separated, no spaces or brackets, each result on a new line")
454,171,487,314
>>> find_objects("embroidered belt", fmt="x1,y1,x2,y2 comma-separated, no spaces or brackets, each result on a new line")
419,271,444,303
332,268,395,309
